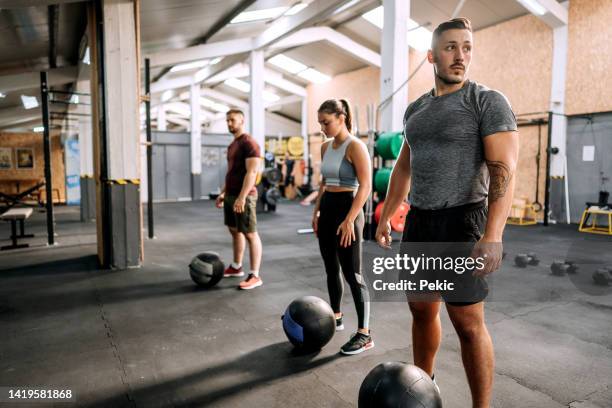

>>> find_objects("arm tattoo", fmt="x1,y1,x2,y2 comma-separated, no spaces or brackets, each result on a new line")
486,160,512,202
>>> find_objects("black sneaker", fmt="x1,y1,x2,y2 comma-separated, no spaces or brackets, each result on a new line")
336,316,344,331
340,332,374,355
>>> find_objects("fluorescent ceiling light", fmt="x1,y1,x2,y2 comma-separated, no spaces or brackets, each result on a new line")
201,97,229,113
362,7,432,52
516,0,547,15
268,54,307,74
161,90,174,102
263,91,280,102
224,78,251,93
170,59,209,73
224,78,280,101
298,68,331,84
33,126,44,132
83,47,90,65
333,0,361,15
362,6,383,28
407,19,433,52
285,3,308,16
231,7,288,24
21,95,39,109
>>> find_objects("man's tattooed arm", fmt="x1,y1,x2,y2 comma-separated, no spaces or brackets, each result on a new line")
486,160,512,202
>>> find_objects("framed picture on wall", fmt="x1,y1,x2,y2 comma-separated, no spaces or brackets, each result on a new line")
16,148,34,169
0,147,11,169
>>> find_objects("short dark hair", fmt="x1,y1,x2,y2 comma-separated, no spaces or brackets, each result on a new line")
226,108,244,117
431,17,472,49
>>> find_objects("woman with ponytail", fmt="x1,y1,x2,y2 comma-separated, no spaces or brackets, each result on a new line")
312,98,374,355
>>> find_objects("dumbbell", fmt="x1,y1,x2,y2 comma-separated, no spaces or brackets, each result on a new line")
550,260,579,276
550,261,570,276
592,268,612,286
565,260,579,274
514,253,539,268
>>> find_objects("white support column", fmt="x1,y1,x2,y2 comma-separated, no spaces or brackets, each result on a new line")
190,81,202,199
379,0,409,133
157,104,166,131
549,25,568,178
249,50,265,155
96,0,142,267
301,97,309,184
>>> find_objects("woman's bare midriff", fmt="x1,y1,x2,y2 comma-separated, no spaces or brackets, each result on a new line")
325,186,356,193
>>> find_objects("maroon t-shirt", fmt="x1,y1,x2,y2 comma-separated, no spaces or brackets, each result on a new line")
225,133,260,196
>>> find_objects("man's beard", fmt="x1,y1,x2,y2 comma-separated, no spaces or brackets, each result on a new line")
435,69,464,85
433,63,464,85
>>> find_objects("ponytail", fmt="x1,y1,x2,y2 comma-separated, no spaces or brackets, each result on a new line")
339,99,352,133
317,98,353,133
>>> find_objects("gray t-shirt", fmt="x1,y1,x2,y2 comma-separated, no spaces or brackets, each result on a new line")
403,80,517,210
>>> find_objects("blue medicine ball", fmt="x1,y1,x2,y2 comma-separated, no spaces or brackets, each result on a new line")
282,296,335,350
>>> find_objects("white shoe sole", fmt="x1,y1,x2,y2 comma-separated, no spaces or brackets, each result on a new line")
336,324,344,331
224,272,245,278
340,341,374,355
239,280,262,290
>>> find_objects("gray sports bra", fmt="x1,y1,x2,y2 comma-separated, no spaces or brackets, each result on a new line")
321,136,359,188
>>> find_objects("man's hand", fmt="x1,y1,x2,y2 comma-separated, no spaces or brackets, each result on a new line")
471,236,503,277
215,193,225,209
233,196,246,213
375,220,393,249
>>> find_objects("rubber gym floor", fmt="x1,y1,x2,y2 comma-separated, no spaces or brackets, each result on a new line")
1,201,611,408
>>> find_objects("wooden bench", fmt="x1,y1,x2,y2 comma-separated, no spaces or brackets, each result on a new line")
1,208,34,250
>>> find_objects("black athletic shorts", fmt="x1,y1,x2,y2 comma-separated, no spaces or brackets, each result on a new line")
400,200,489,306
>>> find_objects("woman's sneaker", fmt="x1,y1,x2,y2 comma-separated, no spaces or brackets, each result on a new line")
340,332,374,355
336,316,344,331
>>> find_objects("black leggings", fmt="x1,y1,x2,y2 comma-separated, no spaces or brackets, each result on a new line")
317,191,370,329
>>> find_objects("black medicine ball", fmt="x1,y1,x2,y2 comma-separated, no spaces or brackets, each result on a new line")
359,362,442,408
189,252,224,288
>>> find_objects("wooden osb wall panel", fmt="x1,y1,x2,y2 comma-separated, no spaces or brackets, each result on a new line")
407,49,435,102
514,124,549,220
307,66,380,136
0,132,66,202
306,49,435,136
566,0,612,115
470,13,552,115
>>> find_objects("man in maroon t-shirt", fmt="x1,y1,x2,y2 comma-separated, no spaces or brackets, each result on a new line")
215,109,263,290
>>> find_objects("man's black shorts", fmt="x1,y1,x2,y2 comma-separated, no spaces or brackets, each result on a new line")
400,200,489,306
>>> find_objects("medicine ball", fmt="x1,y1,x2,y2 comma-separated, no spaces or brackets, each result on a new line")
282,296,335,350
359,362,442,408
189,252,224,288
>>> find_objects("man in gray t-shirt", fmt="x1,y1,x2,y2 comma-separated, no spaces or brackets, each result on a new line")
404,79,517,209
375,18,519,408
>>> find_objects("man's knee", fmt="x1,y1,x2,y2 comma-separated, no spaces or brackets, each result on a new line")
409,301,440,323
244,231,259,242
447,303,487,343
454,321,486,344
